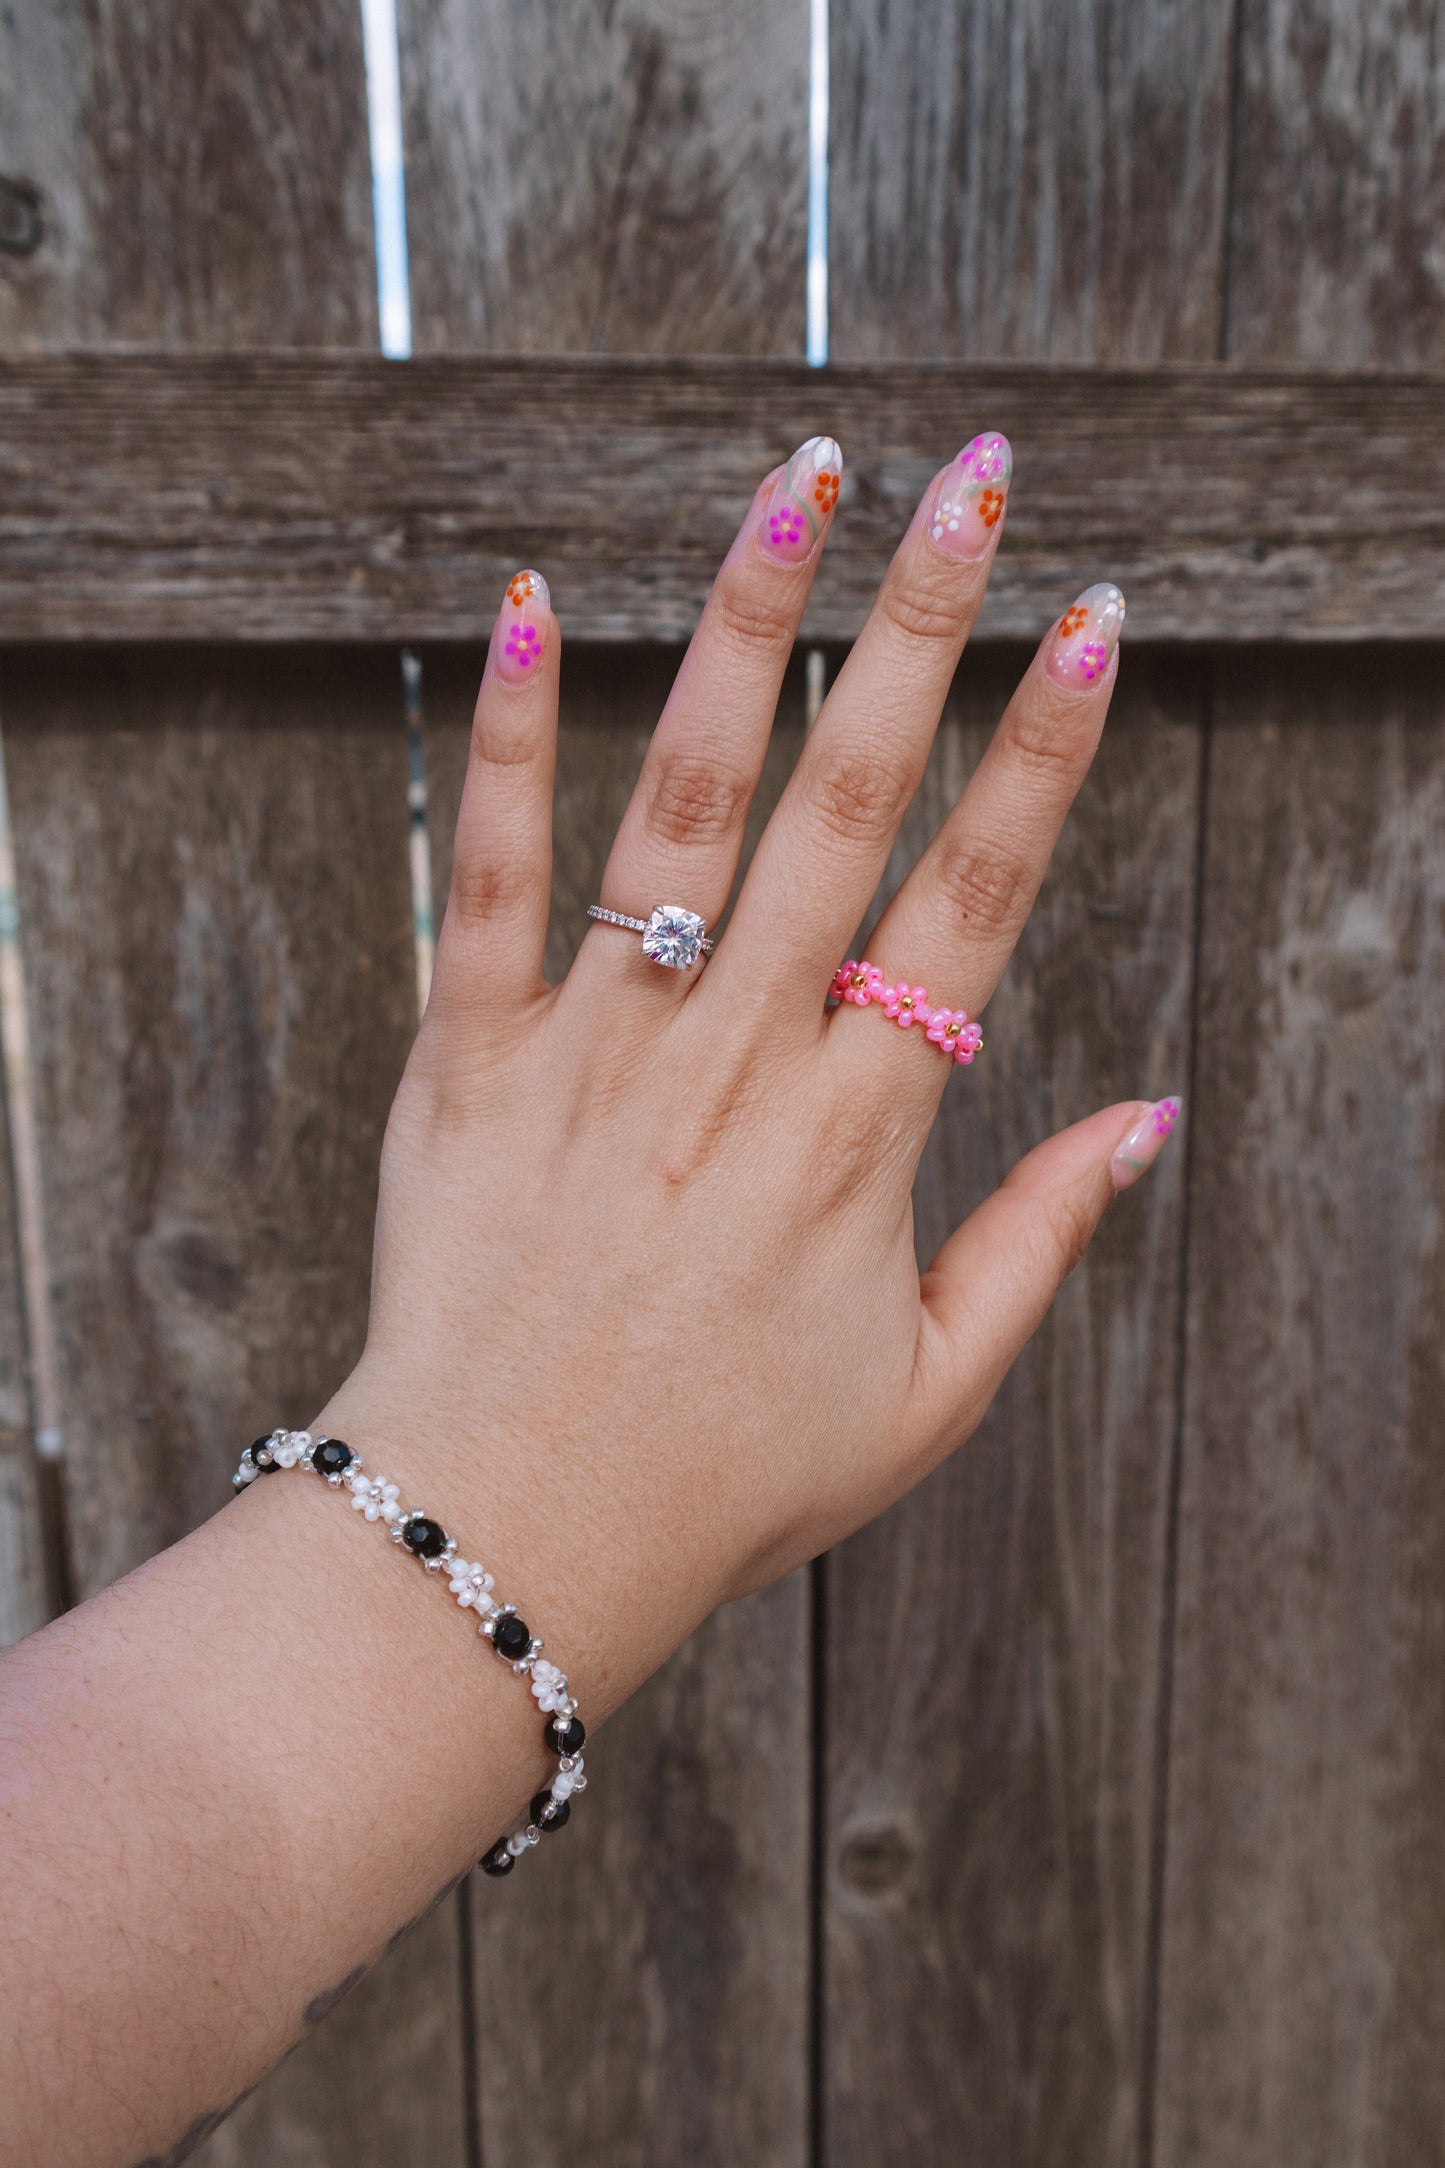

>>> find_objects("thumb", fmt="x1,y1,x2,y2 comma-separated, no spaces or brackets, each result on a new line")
913,1096,1182,1439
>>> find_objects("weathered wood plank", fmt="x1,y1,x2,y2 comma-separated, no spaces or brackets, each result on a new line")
0,645,469,2166
421,638,814,2163
2,354,1443,644
820,653,1200,2168
1153,654,1445,2168
829,0,1235,363
1224,0,1445,366
398,0,808,355
2,1,469,2154
0,0,378,346
401,9,816,2154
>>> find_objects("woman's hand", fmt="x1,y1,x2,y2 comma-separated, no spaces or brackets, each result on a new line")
325,430,1176,1719
1,434,1179,2164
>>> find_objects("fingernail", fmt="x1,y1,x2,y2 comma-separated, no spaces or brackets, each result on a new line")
1111,1097,1182,1192
759,436,843,564
1045,582,1125,689
927,431,1012,558
495,568,550,683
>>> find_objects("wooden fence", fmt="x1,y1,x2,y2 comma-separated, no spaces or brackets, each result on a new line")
1,2,1442,2163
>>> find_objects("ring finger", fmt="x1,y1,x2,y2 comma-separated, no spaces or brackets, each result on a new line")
832,582,1125,1093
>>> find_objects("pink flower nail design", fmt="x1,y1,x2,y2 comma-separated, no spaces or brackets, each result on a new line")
928,431,1012,558
1111,1096,1182,1191
759,436,844,565
1045,583,1125,689
496,567,550,684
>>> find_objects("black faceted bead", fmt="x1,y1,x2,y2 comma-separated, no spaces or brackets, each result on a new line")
250,1436,279,1471
480,1844,515,1878
402,1515,447,1559
531,1791,571,1832
546,1716,586,1759
313,1438,354,1479
492,1614,531,1660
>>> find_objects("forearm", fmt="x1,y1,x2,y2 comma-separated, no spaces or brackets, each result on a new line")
0,1385,677,2168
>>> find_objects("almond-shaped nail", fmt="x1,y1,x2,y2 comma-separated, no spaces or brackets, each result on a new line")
759,435,843,564
495,568,550,683
927,431,1012,558
1046,582,1125,689
1111,1096,1182,1192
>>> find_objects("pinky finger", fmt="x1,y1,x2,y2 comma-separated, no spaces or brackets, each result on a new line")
431,570,559,1012
910,1096,1183,1447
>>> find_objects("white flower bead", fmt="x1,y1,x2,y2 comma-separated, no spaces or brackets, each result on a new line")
236,1460,258,1484
448,1560,495,1611
551,1769,575,1801
350,1475,400,1522
529,1659,569,1713
273,1434,303,1468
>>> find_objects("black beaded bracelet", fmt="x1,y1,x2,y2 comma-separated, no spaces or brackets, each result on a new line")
231,1429,587,1876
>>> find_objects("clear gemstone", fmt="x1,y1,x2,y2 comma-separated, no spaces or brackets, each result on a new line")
641,904,706,969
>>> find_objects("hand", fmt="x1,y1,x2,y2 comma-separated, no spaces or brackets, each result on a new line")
324,432,1177,1719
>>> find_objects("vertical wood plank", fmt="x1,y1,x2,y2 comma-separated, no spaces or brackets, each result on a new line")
398,0,809,355
1,2,465,2158
1154,656,1445,2168
827,0,1236,364
0,0,378,344
398,2,816,2156
1155,14,1445,2162
821,656,1200,2168
421,642,813,2166
824,6,1220,2159
1,650,469,2167
1223,0,1445,365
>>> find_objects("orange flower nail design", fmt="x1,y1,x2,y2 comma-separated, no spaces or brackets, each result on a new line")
928,432,1012,559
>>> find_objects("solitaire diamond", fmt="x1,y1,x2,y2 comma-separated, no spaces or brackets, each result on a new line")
642,904,707,969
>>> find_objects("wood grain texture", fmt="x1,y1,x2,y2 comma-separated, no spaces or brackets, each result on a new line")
3,354,1444,644
418,642,813,2164
398,0,808,356
0,882,47,1646
828,0,1235,363
1224,0,1445,366
821,653,1200,2168
0,646,468,2166
0,0,377,345
1153,655,1445,2168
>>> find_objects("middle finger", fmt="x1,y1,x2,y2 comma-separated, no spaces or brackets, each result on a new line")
717,432,1012,1005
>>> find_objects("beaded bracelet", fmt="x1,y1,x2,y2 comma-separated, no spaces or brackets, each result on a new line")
231,1429,586,1877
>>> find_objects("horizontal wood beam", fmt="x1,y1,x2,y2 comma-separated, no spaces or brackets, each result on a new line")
1,354,1441,643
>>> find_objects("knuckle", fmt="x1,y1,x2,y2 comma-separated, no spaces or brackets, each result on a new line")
471,713,546,773
878,574,970,647
810,746,915,847
712,568,801,651
1042,1188,1099,1282
932,836,1034,941
1003,692,1099,783
646,748,752,849
448,855,536,930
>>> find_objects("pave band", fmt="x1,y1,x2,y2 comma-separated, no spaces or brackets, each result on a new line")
587,901,716,969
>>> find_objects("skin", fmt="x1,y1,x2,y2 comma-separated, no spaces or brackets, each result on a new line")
0,446,1171,2167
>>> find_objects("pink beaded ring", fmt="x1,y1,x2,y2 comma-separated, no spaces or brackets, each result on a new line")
829,961,983,1066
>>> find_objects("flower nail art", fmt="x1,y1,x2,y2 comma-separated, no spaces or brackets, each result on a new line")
760,435,844,564
1111,1096,1182,1192
928,432,1013,559
1045,582,1125,688
496,567,550,684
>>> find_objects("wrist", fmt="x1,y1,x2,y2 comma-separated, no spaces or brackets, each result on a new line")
314,1359,711,1732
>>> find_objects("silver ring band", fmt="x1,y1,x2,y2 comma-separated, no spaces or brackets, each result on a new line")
586,902,715,969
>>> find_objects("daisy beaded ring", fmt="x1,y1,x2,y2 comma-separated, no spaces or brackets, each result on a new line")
829,961,983,1065
231,1430,586,1878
